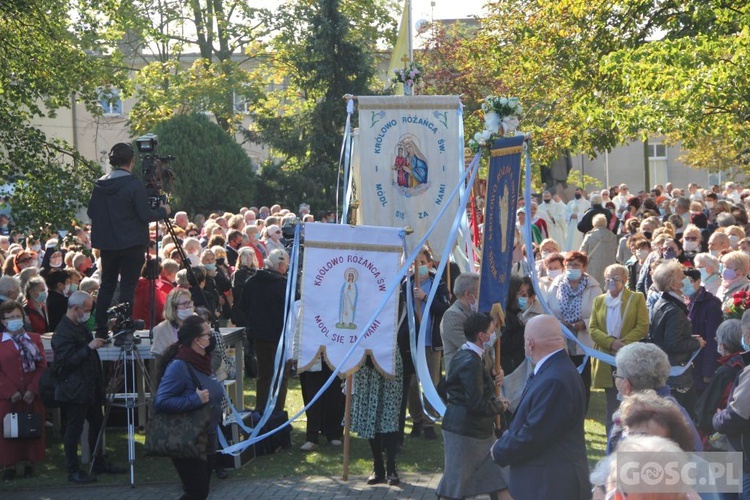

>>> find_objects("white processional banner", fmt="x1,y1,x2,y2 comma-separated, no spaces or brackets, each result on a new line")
354,95,462,260
298,224,402,377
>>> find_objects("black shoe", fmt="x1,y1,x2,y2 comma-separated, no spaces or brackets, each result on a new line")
366,472,385,485
23,466,33,478
215,467,228,480
92,458,126,474
409,425,422,437
68,471,97,483
3,469,16,481
387,472,400,486
423,427,438,440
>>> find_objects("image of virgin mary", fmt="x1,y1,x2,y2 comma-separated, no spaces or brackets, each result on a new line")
336,268,359,330
401,136,428,187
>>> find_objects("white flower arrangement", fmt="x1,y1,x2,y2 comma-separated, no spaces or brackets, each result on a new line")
480,95,523,117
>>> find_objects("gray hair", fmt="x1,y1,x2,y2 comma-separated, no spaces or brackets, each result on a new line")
79,277,99,293
0,276,20,297
651,261,683,292
592,213,607,228
693,252,719,271
24,276,46,298
717,212,736,227
175,269,189,288
604,264,628,281
67,290,91,309
266,249,288,270
676,196,691,210
590,193,603,205
615,343,670,390
453,272,479,298
719,318,743,354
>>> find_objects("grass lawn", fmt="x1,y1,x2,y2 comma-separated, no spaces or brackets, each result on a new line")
1,376,608,491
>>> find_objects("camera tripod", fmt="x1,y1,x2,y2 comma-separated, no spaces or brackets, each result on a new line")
89,332,152,487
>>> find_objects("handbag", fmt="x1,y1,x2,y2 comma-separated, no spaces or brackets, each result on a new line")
144,362,212,461
3,402,43,439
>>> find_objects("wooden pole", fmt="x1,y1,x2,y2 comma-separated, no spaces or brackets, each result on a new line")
342,374,353,481
494,332,503,431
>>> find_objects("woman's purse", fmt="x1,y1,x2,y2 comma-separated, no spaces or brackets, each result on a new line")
3,402,43,439
144,363,212,461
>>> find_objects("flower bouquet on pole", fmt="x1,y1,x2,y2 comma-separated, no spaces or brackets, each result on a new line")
392,60,423,95
468,95,525,154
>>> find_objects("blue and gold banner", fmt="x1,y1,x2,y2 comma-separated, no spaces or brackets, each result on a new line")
478,135,525,315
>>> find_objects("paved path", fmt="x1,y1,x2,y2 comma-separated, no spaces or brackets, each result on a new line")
3,472,464,499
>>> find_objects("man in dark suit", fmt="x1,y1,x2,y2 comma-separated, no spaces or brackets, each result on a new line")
491,314,590,499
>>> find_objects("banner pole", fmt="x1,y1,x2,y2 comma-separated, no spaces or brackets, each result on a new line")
494,336,502,431
342,374,353,481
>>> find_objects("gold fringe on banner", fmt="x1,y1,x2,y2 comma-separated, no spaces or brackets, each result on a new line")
490,145,524,157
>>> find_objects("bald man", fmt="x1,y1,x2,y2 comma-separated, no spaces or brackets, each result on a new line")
491,315,590,499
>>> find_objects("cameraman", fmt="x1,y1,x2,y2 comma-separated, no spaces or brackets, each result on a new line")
87,143,170,338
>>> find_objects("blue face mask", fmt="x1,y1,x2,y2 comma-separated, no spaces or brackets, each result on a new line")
681,278,695,298
699,268,711,283
36,291,48,303
517,297,529,310
664,248,677,260
204,263,217,271
742,336,750,352
418,265,429,279
566,269,582,281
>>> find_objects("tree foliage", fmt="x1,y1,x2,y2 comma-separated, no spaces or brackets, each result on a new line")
151,113,256,215
419,1,750,180
249,0,396,211
0,0,128,232
123,0,268,135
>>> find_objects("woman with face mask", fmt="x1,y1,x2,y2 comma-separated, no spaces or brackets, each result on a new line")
154,316,222,500
397,247,451,441
22,277,49,334
589,264,649,437
150,288,197,385
539,252,565,298
546,251,602,406
693,252,721,297
716,251,750,306
682,267,722,396
501,277,544,377
0,301,48,480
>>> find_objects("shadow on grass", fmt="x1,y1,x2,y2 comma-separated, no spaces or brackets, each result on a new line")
2,377,609,490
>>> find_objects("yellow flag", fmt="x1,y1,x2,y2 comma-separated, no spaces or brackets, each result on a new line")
387,0,409,94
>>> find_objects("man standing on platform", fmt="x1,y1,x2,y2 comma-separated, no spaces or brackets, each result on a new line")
88,143,170,338
491,315,590,499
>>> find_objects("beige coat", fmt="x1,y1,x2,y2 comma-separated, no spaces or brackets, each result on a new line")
580,227,617,289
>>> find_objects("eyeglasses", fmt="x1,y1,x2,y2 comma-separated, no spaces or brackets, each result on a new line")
604,277,622,283
683,236,699,241
177,300,194,309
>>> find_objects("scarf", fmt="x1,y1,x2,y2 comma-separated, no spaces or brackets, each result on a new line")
11,334,43,373
605,292,624,339
557,274,589,323
174,343,212,375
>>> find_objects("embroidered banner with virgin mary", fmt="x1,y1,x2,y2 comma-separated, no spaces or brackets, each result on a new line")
297,223,403,377
353,96,463,260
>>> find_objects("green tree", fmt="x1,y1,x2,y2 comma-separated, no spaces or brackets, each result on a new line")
0,0,127,232
124,0,268,135
249,0,395,210
151,113,256,215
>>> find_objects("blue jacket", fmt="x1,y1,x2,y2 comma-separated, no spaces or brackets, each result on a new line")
492,349,590,499
155,359,223,451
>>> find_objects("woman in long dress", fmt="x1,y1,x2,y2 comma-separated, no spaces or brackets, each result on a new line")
338,269,358,328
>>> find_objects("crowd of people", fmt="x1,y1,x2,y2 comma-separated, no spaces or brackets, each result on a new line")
2,176,750,498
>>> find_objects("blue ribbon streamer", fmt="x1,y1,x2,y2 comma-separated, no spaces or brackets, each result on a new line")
519,146,700,377
412,151,482,418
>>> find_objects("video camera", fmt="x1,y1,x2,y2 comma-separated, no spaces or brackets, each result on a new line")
135,134,175,210
108,302,145,347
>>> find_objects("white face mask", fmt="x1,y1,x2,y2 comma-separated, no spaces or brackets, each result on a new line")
683,240,700,252
547,268,563,280
80,311,91,323
484,332,497,349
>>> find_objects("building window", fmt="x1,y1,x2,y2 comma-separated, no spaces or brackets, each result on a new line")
233,90,250,114
648,141,668,185
99,88,122,116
